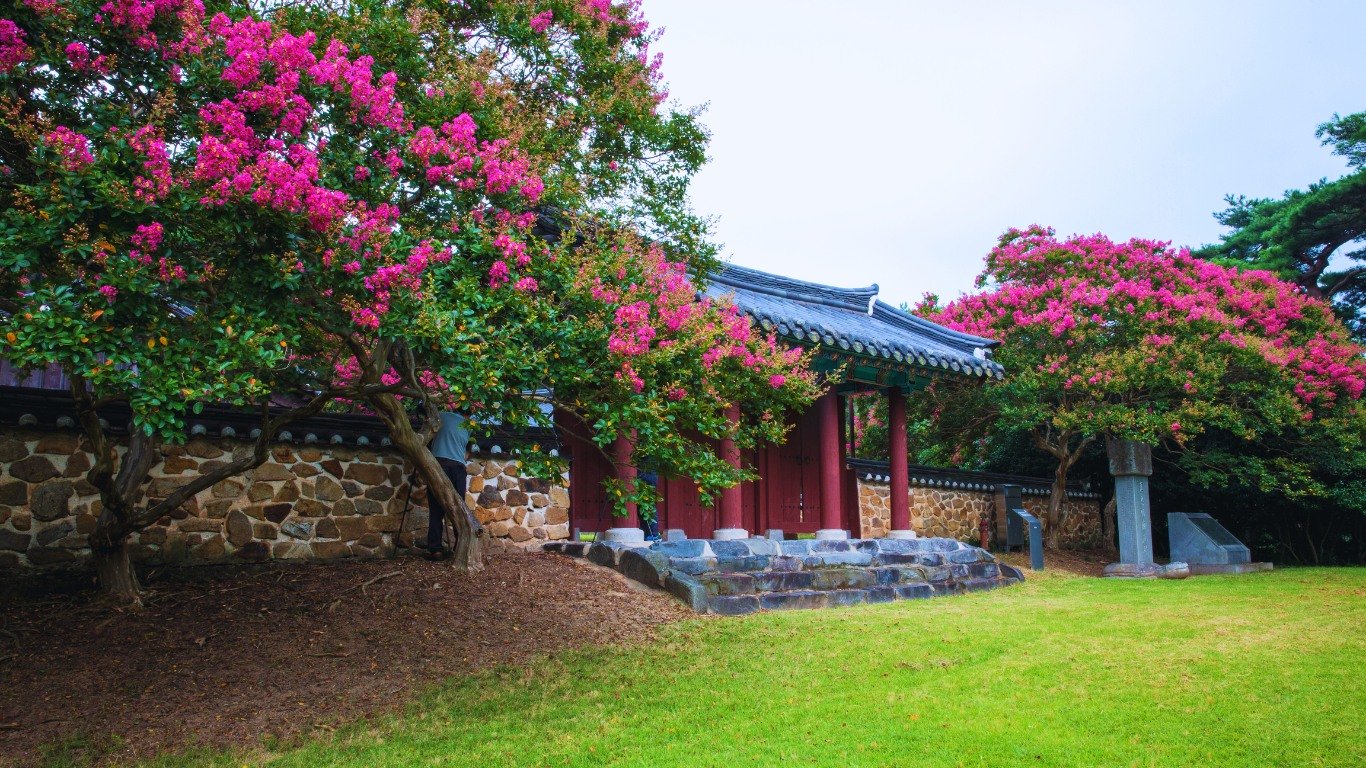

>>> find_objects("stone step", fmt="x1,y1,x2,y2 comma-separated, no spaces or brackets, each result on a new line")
695,565,937,596
546,536,1027,614
703,576,1011,615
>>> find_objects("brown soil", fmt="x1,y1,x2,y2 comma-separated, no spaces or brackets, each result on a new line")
1000,547,1112,577
0,553,691,766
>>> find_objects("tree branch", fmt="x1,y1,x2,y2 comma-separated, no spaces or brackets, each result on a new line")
136,390,336,526
1321,266,1366,300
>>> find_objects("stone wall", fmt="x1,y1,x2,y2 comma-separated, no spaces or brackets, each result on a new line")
0,428,569,570
463,457,571,550
856,476,1103,548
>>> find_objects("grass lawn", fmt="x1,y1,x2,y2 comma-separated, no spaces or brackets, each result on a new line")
128,568,1364,767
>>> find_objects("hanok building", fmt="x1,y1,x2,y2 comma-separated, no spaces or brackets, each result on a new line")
563,263,1004,542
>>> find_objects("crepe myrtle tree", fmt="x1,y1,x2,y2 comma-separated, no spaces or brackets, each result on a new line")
0,0,734,593
334,224,821,553
275,0,816,548
0,0,427,602
270,0,789,564
540,228,821,514
912,226,1366,547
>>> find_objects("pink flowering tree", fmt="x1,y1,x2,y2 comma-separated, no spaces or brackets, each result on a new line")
913,226,1366,547
0,0,414,601
0,0,813,595
544,229,820,512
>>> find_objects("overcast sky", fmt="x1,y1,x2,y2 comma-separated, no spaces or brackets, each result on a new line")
639,0,1365,307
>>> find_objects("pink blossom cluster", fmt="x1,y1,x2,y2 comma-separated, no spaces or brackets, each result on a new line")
180,11,549,330
191,15,409,234
301,38,405,130
578,0,648,38
22,0,64,16
65,41,111,73
529,10,554,33
931,226,1366,416
127,125,173,202
595,244,807,396
189,14,404,217
44,127,95,171
351,240,452,329
124,220,184,282
408,120,544,203
96,0,206,56
329,358,453,406
0,19,28,73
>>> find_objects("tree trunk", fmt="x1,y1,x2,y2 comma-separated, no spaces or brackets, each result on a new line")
92,540,141,607
368,393,484,572
1101,497,1118,554
1045,460,1069,549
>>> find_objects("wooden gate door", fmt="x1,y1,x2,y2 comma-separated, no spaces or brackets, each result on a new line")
659,477,715,539
761,408,821,535
558,412,612,534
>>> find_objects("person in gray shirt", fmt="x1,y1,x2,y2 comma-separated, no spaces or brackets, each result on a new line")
426,411,470,558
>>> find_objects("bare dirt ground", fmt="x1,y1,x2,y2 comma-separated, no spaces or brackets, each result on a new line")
0,553,690,766
999,547,1112,577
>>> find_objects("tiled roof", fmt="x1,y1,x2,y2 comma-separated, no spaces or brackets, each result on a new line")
702,263,1004,380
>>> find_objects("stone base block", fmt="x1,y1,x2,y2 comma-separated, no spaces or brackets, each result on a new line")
1103,562,1162,578
825,588,868,607
758,590,827,611
893,582,932,600
664,572,708,612
711,528,749,541
707,594,760,615
865,586,897,603
1189,561,1274,575
810,568,873,590
618,548,670,588
815,529,849,540
697,572,755,596
885,530,918,539
602,527,645,543
750,570,814,592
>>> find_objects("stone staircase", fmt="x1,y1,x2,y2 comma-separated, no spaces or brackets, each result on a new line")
543,536,1023,615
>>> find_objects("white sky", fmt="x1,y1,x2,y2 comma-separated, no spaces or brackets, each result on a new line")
640,0,1366,307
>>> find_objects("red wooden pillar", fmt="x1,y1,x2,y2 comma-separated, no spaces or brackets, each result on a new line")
887,387,914,538
816,391,847,539
606,433,642,541
714,405,747,540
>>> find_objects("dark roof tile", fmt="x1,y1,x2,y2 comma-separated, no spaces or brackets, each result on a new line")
703,263,1004,380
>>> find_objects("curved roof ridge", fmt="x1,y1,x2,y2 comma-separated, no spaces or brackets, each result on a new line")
870,300,1000,350
712,263,878,314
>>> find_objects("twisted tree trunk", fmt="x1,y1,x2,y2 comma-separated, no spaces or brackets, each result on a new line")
1032,425,1096,550
367,391,485,572
1101,497,1118,554
70,374,335,604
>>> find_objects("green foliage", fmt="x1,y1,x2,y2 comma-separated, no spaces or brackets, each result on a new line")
1198,112,1366,338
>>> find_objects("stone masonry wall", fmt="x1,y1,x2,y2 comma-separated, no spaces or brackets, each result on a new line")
857,477,1102,548
0,428,569,570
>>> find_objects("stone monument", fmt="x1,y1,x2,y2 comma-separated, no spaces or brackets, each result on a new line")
1168,513,1273,575
1103,438,1164,578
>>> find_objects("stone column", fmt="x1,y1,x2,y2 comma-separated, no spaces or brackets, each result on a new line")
886,387,914,539
816,391,847,540
713,405,748,541
603,433,643,543
1107,437,1153,566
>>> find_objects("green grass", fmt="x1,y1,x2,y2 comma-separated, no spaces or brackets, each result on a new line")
143,569,1364,767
